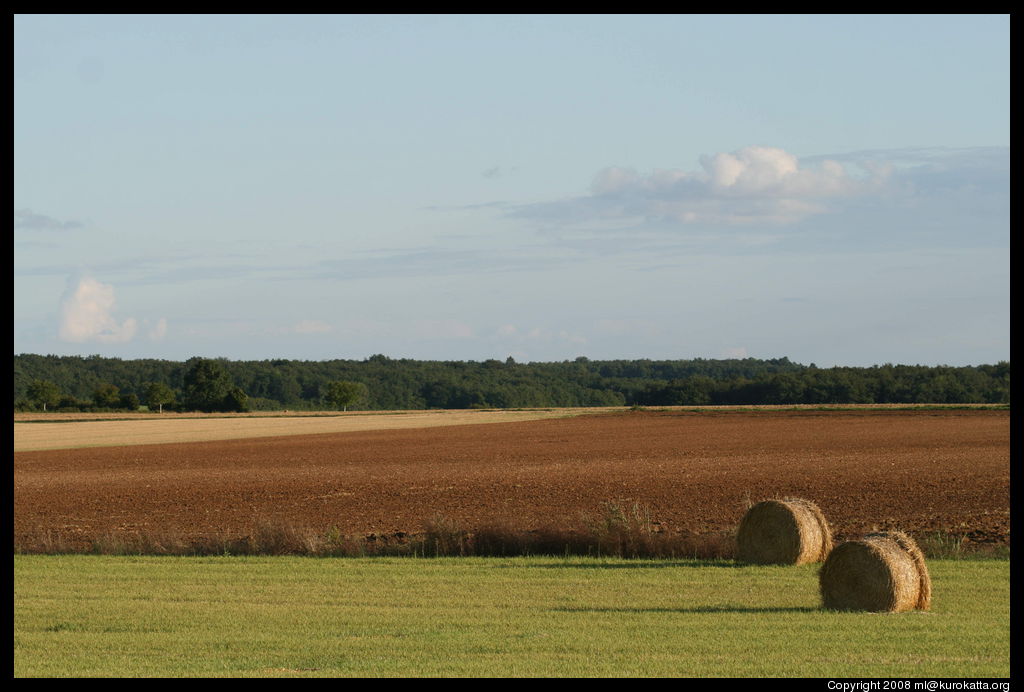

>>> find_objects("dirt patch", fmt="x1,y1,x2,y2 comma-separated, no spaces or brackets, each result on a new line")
14,409,1009,551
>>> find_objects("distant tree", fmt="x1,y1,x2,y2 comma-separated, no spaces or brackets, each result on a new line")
269,372,302,406
118,392,140,411
323,380,368,411
182,358,235,412
145,382,177,413
222,386,249,413
26,379,61,411
92,382,121,409
58,394,87,411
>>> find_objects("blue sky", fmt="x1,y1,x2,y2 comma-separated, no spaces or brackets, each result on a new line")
14,14,1010,366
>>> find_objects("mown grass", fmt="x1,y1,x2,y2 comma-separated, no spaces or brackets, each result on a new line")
13,555,1009,678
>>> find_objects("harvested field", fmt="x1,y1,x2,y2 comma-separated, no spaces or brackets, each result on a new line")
13,408,601,452
13,409,1009,552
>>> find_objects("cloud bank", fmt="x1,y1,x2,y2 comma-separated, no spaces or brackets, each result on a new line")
15,208,84,231
511,145,893,226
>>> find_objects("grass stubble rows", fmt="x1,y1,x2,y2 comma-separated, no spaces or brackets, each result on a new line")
13,554,1010,677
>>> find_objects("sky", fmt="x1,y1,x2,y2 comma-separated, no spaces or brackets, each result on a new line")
14,14,1010,366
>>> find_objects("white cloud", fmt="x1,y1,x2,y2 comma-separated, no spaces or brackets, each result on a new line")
591,167,642,196
58,276,138,343
702,146,800,193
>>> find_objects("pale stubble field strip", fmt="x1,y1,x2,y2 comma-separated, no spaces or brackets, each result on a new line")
13,408,604,452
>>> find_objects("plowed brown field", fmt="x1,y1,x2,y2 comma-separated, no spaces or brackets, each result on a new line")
14,409,1009,551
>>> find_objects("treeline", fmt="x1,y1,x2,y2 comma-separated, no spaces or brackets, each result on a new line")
13,353,1010,412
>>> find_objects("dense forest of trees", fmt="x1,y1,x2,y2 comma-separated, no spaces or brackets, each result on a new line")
13,354,1010,413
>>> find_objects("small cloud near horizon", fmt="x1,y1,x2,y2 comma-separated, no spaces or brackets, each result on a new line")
721,346,749,359
58,276,138,343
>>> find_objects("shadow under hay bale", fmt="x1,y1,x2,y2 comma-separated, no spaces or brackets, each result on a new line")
819,530,932,612
736,497,833,565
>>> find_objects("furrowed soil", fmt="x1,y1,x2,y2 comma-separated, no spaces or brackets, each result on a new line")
13,409,1009,551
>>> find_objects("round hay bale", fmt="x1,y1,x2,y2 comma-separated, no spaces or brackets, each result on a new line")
819,530,932,612
735,497,833,565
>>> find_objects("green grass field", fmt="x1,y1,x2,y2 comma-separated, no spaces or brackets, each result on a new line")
14,555,1010,677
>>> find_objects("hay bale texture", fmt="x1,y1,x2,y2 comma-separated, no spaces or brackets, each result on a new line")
735,498,833,565
819,530,932,612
